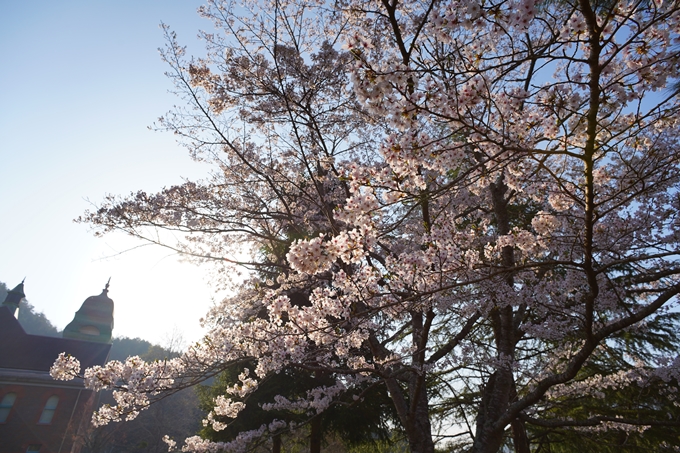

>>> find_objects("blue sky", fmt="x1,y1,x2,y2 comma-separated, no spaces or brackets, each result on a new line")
0,1,225,346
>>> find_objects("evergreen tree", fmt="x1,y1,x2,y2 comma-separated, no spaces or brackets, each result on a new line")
197,361,398,453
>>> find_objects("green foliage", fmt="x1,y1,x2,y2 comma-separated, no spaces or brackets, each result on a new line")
197,362,399,450
529,381,680,453
527,310,680,452
320,381,398,448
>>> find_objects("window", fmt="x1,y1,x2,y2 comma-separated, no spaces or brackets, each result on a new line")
79,325,100,336
0,392,16,423
26,445,41,453
37,395,59,424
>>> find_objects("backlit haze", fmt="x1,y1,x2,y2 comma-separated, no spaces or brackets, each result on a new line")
0,0,226,347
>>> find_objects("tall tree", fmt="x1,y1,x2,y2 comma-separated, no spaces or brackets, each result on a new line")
53,1,680,452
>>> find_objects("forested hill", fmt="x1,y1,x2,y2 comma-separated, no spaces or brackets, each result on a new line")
0,281,59,337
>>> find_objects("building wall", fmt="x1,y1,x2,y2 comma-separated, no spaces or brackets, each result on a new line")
0,377,97,453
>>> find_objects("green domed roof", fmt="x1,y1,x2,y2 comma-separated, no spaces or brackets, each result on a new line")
63,281,114,343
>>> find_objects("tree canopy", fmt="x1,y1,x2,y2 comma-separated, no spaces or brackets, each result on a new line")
52,0,680,452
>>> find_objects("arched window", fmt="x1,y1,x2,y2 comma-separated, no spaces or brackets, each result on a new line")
37,395,59,424
0,392,16,423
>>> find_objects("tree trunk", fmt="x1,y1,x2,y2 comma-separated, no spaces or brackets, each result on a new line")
411,360,435,453
510,379,530,453
370,328,435,453
310,415,322,453
406,383,435,453
511,418,530,453
470,370,514,453
272,433,281,453
467,177,523,453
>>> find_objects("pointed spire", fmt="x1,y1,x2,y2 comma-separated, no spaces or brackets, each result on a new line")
2,280,26,318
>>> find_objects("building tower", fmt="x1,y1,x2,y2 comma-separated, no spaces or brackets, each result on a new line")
63,280,114,344
1,279,25,318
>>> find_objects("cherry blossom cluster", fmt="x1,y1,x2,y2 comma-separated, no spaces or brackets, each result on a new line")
205,396,246,431
286,236,335,274
50,352,81,380
260,381,347,414
546,367,649,401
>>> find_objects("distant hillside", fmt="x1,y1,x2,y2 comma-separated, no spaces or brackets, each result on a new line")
0,280,60,337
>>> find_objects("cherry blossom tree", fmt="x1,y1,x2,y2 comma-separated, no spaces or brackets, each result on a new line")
54,0,680,452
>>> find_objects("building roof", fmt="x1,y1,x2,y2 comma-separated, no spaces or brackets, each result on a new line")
0,306,111,372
